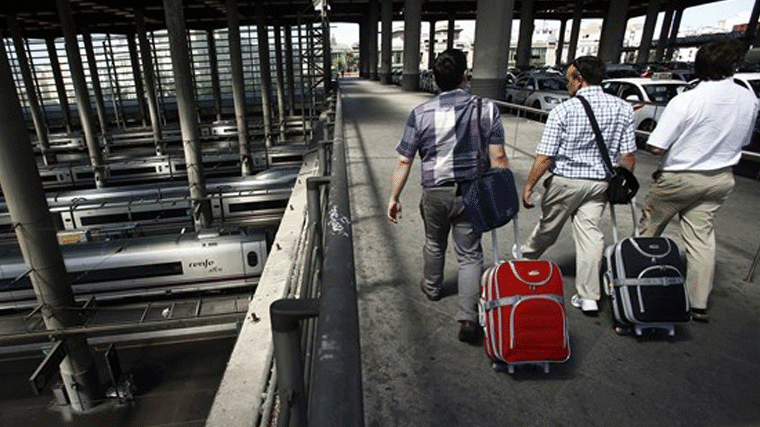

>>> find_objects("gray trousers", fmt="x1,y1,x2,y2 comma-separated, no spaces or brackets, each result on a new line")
420,187,483,322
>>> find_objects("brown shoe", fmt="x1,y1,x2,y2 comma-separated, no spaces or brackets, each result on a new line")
692,308,709,322
419,278,441,301
458,320,482,345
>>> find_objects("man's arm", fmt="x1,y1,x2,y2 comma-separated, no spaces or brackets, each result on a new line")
618,152,636,171
488,143,509,169
522,154,553,208
645,145,666,156
387,155,413,223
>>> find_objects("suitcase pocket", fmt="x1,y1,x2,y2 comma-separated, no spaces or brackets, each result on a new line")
509,295,569,362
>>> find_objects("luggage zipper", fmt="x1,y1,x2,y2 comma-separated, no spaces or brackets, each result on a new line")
509,294,566,350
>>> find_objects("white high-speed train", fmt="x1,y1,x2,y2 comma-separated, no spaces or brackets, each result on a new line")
0,228,267,310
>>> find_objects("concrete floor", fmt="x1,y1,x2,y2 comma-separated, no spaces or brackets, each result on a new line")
343,78,760,427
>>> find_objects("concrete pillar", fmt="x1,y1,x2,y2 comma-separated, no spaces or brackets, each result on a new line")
126,34,148,127
516,0,535,68
359,16,368,78
255,3,274,147
207,30,223,122
655,4,674,62
637,0,661,64
555,18,567,65
136,8,164,155
82,32,108,135
447,12,456,50
285,25,296,115
666,4,684,61
380,0,393,83
45,38,73,133
163,0,211,230
427,20,436,70
323,19,332,92
8,17,52,164
369,0,379,80
567,0,583,61
225,0,252,175
599,0,629,64
274,22,287,142
745,0,760,46
471,0,514,100
401,0,422,91
0,35,102,414
56,0,105,188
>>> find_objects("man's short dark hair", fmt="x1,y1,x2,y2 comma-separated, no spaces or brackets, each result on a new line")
694,38,746,81
434,49,467,91
571,56,605,85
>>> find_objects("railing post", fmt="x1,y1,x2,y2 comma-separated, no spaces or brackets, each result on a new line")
302,176,331,298
317,140,333,177
270,298,320,427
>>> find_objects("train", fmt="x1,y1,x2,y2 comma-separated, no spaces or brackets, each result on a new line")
0,227,268,311
0,166,300,242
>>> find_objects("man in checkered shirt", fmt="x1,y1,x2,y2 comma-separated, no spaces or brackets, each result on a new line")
518,56,636,314
387,49,509,344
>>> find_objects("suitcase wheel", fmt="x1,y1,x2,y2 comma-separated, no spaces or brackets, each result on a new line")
492,362,550,374
634,324,676,337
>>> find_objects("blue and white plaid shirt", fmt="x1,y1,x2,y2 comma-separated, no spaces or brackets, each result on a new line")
537,85,636,180
396,88,505,188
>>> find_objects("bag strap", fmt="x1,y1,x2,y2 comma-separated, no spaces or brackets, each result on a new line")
576,95,614,177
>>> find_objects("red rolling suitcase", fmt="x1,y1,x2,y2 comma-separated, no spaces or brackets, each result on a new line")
479,217,570,374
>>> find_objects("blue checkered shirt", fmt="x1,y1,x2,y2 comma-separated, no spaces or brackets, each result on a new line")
396,89,505,188
537,86,636,180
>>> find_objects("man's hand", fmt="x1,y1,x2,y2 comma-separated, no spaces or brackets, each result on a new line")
387,199,402,223
522,186,536,209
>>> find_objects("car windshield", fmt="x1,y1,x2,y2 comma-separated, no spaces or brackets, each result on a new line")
538,78,568,91
745,79,760,97
642,83,687,103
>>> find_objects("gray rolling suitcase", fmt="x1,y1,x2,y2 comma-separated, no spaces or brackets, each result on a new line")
602,199,691,336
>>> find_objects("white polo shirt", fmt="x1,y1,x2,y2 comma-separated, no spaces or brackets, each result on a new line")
648,77,759,171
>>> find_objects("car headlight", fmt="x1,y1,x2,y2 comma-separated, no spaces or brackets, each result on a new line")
544,96,562,103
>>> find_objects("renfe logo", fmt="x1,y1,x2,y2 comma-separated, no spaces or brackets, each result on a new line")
189,259,216,269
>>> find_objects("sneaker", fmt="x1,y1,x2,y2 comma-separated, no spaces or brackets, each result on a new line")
511,243,520,259
458,320,482,345
571,294,598,314
691,308,709,322
419,278,441,301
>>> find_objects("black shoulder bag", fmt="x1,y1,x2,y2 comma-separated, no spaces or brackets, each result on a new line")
576,95,639,205
458,98,519,234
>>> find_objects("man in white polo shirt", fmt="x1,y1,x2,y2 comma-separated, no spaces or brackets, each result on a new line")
640,38,759,322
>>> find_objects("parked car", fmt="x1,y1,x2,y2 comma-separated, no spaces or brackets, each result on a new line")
732,72,760,97
602,76,689,148
505,72,570,112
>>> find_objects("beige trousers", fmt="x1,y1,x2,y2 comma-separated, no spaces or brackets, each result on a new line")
521,175,609,301
639,168,735,310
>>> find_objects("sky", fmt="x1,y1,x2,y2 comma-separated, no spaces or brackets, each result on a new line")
331,0,755,46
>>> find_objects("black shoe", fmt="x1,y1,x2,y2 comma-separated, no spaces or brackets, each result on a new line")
419,278,441,301
458,320,482,345
692,308,709,322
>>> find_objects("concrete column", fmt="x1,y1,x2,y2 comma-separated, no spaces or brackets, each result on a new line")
136,8,164,155
516,0,535,68
207,30,223,122
447,12,456,50
45,38,73,133
56,0,105,188
255,2,274,147
126,34,148,127
225,0,252,175
745,0,760,46
471,0,514,100
285,25,296,115
666,4,684,61
401,0,422,91
555,18,567,65
637,0,661,64
82,32,108,135
427,20,436,70
380,0,393,83
274,22,287,142
369,0,379,80
599,0,629,64
323,19,332,92
163,0,211,230
0,35,102,414
359,16,368,78
8,17,52,163
655,4,674,62
567,0,583,61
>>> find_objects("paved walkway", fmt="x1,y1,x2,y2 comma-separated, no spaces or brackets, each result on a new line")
342,77,760,427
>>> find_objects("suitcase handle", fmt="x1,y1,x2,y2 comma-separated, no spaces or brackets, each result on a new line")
490,213,521,265
610,198,638,243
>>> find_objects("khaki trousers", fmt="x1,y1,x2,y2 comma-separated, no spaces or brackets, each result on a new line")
521,175,609,301
639,168,735,310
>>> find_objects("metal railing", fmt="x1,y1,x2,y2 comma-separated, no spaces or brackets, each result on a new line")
270,86,363,427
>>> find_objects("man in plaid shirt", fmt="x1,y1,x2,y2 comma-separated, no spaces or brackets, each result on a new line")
387,49,509,344
519,56,636,314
